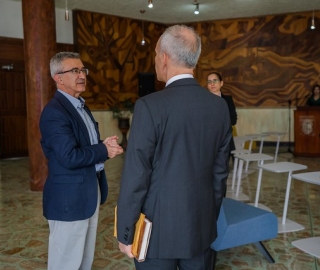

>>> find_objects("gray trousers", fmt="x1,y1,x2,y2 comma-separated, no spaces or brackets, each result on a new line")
47,184,101,270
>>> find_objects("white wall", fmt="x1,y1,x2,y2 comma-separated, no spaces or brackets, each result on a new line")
236,107,295,143
0,0,73,44
92,112,133,144
92,107,294,144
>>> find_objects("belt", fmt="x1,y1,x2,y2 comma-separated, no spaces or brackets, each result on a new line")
96,171,101,179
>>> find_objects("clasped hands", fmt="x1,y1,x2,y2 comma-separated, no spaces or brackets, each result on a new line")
103,136,123,158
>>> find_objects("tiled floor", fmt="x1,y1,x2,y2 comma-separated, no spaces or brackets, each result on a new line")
0,147,319,269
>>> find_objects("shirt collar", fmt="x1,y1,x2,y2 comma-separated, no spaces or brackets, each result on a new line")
166,74,193,87
57,89,85,109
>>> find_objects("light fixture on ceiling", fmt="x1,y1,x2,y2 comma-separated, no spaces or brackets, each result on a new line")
311,10,316,30
141,21,146,45
194,1,199,15
148,0,153,8
140,10,146,45
65,0,69,21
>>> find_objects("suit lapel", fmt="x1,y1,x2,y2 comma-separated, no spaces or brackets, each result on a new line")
54,91,92,144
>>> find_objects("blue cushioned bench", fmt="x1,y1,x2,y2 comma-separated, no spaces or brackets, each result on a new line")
211,198,278,263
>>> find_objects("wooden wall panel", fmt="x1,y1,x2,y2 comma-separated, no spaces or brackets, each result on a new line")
0,37,74,158
0,37,24,62
195,13,320,107
0,70,28,158
73,11,320,108
73,10,166,110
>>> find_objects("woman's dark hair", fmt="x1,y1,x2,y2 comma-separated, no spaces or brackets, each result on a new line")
311,84,320,96
207,72,223,81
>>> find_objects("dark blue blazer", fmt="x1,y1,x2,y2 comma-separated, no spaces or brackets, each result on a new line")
39,91,109,221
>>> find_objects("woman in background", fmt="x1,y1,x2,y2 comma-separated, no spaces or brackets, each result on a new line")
307,84,320,106
207,72,237,154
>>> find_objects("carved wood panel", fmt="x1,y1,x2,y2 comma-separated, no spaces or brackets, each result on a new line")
73,10,165,110
194,13,320,107
73,10,320,108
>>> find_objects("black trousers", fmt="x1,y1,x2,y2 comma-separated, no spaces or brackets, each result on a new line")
134,246,216,270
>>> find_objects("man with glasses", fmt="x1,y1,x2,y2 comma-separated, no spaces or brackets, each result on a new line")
39,52,123,269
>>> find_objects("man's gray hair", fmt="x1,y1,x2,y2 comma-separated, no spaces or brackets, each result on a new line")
50,52,80,77
159,25,201,69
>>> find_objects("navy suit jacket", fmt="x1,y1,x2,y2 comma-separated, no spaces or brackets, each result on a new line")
39,91,109,221
117,78,232,259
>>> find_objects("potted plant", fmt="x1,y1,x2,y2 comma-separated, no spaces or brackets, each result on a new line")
111,99,136,150
111,100,134,118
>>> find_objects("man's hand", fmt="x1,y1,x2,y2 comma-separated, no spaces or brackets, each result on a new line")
103,136,123,158
103,135,119,146
119,242,134,258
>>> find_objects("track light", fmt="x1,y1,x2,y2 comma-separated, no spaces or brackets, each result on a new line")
194,4,199,15
193,1,199,15
65,0,69,21
311,18,315,29
148,0,153,8
141,21,145,45
140,10,146,46
311,10,316,30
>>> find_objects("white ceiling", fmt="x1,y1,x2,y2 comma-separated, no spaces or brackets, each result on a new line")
57,0,320,24
11,0,320,24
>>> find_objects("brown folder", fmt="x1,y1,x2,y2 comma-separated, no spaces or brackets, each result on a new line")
114,206,152,262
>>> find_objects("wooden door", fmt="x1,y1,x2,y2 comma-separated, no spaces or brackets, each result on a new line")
0,37,74,159
0,61,28,158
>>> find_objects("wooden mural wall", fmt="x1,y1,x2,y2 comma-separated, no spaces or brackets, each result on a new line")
73,10,165,110
194,13,320,107
73,10,320,109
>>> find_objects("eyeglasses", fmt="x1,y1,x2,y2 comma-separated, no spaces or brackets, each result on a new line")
57,68,89,76
207,79,220,84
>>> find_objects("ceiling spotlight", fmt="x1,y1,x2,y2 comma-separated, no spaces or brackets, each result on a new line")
311,18,315,29
148,0,153,8
194,4,199,15
141,20,146,46
65,0,69,21
311,10,316,30
194,3,199,15
140,10,146,46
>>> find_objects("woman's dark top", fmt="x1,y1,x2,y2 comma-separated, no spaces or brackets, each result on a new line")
307,96,320,106
221,94,237,152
